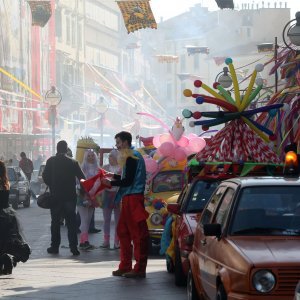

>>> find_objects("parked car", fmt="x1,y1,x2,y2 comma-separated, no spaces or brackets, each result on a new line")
167,177,220,286
37,162,47,195
7,166,31,209
188,176,300,300
145,165,186,252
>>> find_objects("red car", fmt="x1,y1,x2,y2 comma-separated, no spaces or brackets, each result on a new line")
167,176,220,286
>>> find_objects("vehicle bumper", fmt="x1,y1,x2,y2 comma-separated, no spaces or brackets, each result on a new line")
148,228,163,237
228,292,294,300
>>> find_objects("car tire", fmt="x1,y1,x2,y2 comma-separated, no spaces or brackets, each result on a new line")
187,269,200,300
166,256,174,273
216,284,227,300
11,197,19,210
175,245,187,286
23,193,31,208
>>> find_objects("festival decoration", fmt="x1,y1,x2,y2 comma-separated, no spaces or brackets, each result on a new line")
117,0,157,34
137,113,206,173
182,57,282,163
155,55,179,63
27,1,52,27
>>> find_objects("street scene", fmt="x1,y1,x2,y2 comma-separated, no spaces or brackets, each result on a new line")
1,0,300,300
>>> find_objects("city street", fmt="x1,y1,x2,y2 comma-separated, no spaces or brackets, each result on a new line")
0,198,186,300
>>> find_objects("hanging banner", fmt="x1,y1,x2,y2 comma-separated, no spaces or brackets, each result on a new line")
27,1,52,27
117,0,157,34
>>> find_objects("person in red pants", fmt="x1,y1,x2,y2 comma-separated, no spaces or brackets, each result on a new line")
101,131,149,278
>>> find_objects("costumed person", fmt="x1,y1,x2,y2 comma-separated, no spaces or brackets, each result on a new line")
19,152,33,181
0,161,31,275
43,140,85,256
101,131,149,278
77,149,100,250
101,149,121,249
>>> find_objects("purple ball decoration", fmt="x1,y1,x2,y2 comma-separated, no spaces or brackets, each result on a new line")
196,96,204,104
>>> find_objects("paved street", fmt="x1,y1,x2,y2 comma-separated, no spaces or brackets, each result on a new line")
0,199,186,300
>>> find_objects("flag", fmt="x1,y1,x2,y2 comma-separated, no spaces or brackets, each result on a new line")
117,1,157,34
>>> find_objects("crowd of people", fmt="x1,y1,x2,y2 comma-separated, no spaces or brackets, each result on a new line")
0,131,149,278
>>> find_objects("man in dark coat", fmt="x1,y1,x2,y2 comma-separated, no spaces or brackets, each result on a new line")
42,140,85,256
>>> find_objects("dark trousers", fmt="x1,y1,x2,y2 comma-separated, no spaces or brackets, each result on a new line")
50,201,78,249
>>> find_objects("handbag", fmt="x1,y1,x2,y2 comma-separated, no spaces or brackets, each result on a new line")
37,187,52,209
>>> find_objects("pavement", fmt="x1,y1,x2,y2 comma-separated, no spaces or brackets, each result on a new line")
0,199,186,300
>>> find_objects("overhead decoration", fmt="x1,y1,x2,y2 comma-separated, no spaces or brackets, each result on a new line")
213,57,227,66
185,46,209,56
117,0,157,34
182,57,282,163
27,1,52,27
215,0,234,9
155,55,179,63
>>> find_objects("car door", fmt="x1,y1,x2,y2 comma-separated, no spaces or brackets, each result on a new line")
201,186,236,299
194,185,227,293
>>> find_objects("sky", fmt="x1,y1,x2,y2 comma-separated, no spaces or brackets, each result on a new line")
150,0,299,21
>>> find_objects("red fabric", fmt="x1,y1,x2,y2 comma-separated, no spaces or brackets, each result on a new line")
117,194,149,272
80,169,110,198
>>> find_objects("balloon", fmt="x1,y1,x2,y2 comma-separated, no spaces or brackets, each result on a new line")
159,133,174,144
177,136,189,147
159,142,175,157
174,148,187,161
187,133,198,139
188,137,206,152
153,135,161,148
144,157,158,173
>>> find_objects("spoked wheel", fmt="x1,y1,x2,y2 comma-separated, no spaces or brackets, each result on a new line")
187,269,200,300
216,284,227,300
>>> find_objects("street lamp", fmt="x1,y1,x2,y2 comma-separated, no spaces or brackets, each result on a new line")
282,11,300,51
215,67,233,89
45,86,62,155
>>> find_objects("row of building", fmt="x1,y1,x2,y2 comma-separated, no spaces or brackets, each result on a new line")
0,0,291,159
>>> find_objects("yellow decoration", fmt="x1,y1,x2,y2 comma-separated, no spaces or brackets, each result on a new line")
227,63,241,109
76,137,100,164
241,70,257,110
242,117,268,142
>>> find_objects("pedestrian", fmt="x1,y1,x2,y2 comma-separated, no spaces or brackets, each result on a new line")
0,160,31,274
101,131,149,278
101,149,121,249
77,149,100,250
11,154,19,167
19,152,33,181
42,140,85,256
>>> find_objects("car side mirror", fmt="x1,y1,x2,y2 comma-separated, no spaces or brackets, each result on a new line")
167,203,181,215
203,223,222,239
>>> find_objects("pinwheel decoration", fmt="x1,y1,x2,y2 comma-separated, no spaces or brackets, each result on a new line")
182,58,282,163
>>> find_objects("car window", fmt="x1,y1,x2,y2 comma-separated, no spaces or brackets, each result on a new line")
177,183,189,205
185,180,219,213
230,186,300,236
214,188,235,229
7,168,16,181
200,186,227,226
152,171,183,193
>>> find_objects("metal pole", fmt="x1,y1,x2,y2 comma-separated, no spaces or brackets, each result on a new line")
274,36,278,93
51,106,56,155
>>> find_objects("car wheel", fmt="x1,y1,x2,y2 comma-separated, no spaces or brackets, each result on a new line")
187,269,200,300
166,255,174,273
11,197,19,210
23,193,31,208
175,246,187,286
216,284,227,300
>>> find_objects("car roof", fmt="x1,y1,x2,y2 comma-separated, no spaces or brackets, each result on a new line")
221,176,300,187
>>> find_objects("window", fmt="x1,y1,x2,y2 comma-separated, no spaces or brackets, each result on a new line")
152,171,184,193
185,180,219,213
200,186,226,226
71,18,76,47
66,16,71,44
180,54,186,72
194,54,200,70
78,23,83,50
215,188,235,228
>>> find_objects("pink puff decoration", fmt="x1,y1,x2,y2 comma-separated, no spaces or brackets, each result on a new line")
144,157,159,173
188,137,206,152
177,135,189,147
174,147,187,161
153,135,161,148
159,133,175,144
159,142,175,157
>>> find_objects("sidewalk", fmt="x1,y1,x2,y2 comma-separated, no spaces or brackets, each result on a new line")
0,201,186,300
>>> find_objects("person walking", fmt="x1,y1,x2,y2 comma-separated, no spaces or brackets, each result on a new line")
101,149,121,249
101,131,149,278
19,152,33,181
42,140,85,256
77,149,100,250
